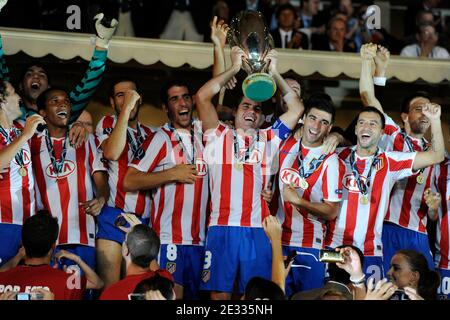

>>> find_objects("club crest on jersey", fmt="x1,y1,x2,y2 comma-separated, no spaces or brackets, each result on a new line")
280,168,301,188
12,149,31,166
374,157,384,171
166,262,176,274
195,158,208,176
45,160,76,179
343,173,367,193
202,270,211,283
238,148,262,164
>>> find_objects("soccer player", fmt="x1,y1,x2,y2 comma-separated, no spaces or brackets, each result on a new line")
195,47,304,299
95,79,155,287
0,211,103,300
0,79,44,267
123,79,208,300
325,105,445,282
277,95,345,297
30,87,108,272
359,43,440,272
0,0,117,144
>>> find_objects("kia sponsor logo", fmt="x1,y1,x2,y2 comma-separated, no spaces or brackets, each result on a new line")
195,158,208,177
13,149,31,166
343,173,366,192
45,160,76,179
238,148,262,164
280,168,300,188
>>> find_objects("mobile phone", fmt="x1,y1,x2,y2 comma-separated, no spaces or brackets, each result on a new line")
15,293,31,300
284,250,298,268
390,289,409,301
128,293,146,300
319,249,344,263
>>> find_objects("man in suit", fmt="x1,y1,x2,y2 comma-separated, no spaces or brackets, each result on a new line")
270,3,309,50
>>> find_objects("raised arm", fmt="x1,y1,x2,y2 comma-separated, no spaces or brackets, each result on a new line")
101,90,140,161
68,14,118,124
266,50,304,129
196,46,245,131
359,43,384,112
413,103,445,171
211,16,228,78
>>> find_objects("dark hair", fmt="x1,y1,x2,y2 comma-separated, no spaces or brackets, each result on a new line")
328,16,347,31
401,91,431,114
244,277,287,300
133,273,175,300
126,224,160,268
22,210,59,258
276,3,298,20
357,106,385,129
327,245,365,284
160,79,192,105
416,10,435,25
108,78,141,99
0,78,7,105
396,250,440,300
36,87,69,111
304,92,336,123
19,62,50,85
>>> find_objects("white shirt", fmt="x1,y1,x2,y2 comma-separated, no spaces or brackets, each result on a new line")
279,29,293,48
400,44,450,59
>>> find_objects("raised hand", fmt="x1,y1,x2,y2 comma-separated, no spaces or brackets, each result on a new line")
210,16,229,49
265,49,279,74
94,13,119,49
360,43,377,61
422,103,441,121
230,46,245,70
22,114,45,140
364,278,397,300
0,0,8,12
122,90,141,117
374,45,390,77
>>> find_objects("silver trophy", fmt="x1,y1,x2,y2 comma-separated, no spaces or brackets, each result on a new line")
228,10,276,102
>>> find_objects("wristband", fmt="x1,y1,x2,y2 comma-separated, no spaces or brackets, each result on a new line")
350,274,366,285
373,77,386,86
272,118,291,141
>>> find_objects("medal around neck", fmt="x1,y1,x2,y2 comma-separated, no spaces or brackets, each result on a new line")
416,173,425,185
360,194,369,205
228,10,276,102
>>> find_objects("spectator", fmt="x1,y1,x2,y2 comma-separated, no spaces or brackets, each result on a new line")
244,277,287,300
132,273,176,300
331,0,360,50
0,211,103,300
100,218,173,300
159,0,213,42
405,0,442,37
227,0,272,24
267,0,292,31
404,10,436,46
401,22,450,59
212,0,230,25
270,3,309,50
313,17,356,52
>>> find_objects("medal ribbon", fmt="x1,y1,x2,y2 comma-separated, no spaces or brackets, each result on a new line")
168,124,196,164
349,148,380,196
44,129,68,176
0,125,25,168
233,129,259,163
297,140,327,179
126,124,145,161
401,130,428,176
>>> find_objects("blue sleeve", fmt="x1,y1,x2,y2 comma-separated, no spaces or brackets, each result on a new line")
271,118,291,141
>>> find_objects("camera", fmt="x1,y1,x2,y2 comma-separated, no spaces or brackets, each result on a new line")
128,293,146,300
390,289,409,300
284,250,298,268
114,215,127,227
15,292,44,300
319,249,344,263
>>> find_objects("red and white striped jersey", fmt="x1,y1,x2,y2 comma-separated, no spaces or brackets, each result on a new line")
277,137,345,248
434,154,450,269
325,147,416,256
130,121,208,245
0,122,35,225
381,114,434,234
96,115,156,218
203,123,282,228
31,133,105,247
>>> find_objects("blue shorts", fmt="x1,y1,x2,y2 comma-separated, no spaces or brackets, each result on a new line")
158,244,205,300
96,206,149,244
382,222,434,276
0,223,22,267
53,244,96,276
437,268,450,300
199,226,272,294
283,246,325,298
